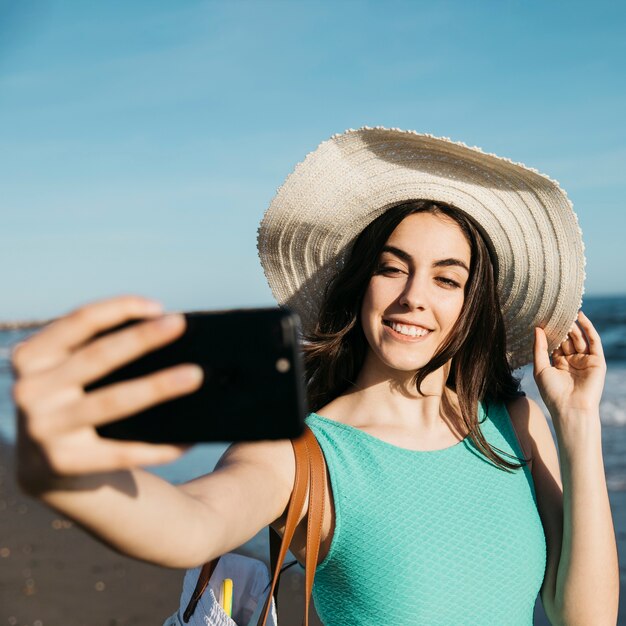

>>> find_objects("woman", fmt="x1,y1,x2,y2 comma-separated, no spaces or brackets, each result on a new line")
12,128,619,625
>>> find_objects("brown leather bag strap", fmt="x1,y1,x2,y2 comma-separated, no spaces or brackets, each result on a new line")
184,441,306,626
182,558,219,623
302,426,326,626
268,526,282,605
256,430,311,625
183,426,326,626
267,427,326,623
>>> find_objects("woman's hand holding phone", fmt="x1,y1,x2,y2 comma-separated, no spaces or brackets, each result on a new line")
11,295,204,491
8,295,304,568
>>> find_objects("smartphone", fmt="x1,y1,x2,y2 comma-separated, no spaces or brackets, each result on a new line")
85,307,307,443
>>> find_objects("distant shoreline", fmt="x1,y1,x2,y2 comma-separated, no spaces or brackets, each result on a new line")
0,320,53,330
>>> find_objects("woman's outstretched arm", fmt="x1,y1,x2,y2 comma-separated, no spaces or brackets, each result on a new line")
12,295,294,568
532,311,619,626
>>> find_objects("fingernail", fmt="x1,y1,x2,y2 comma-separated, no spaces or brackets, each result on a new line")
157,314,183,329
145,300,164,313
174,365,203,384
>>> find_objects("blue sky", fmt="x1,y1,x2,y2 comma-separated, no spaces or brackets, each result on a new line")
1,0,624,320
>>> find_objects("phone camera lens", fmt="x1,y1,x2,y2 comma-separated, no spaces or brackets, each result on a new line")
275,358,291,373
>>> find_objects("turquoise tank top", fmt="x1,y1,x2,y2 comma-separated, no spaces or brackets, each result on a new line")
304,401,547,626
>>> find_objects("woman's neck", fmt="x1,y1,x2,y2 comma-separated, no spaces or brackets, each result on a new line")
326,358,461,433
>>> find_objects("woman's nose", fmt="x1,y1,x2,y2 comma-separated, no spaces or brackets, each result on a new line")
398,275,427,310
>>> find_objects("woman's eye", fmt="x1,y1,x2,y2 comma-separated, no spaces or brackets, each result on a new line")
437,277,461,288
377,265,404,275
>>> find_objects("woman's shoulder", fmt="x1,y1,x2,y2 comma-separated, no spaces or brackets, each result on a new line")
502,394,544,423
309,396,354,424
220,437,295,471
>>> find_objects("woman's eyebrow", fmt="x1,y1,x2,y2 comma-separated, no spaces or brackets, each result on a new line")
381,245,469,273
433,258,470,273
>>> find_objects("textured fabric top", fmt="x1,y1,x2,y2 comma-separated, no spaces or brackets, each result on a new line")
304,401,547,626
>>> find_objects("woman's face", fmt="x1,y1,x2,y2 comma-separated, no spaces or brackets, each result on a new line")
360,212,472,375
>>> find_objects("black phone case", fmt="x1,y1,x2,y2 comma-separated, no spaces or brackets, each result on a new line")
87,308,307,443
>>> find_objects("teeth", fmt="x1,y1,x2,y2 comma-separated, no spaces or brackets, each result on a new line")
389,321,429,337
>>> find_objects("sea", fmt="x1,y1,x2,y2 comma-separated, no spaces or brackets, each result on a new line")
1,296,625,624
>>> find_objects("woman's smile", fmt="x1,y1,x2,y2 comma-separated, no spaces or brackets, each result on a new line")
382,319,433,341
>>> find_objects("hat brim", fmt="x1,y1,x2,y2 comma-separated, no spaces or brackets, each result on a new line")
257,127,585,370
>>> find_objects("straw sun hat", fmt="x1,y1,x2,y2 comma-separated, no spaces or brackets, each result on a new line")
257,127,585,370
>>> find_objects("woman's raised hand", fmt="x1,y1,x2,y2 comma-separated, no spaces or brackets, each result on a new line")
533,310,606,420
11,295,204,490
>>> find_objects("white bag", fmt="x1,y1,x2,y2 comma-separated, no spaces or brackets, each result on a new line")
163,552,278,626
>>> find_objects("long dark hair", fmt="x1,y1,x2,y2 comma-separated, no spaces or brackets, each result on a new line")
302,199,528,472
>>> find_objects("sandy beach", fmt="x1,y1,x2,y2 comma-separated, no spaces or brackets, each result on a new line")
0,440,322,626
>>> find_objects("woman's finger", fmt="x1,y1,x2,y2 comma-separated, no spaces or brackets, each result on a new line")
97,440,190,472
533,327,551,377
551,350,568,369
104,440,190,470
567,321,589,354
11,295,164,377
59,314,187,387
577,310,605,357
54,363,204,431
43,432,190,476
560,335,575,356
